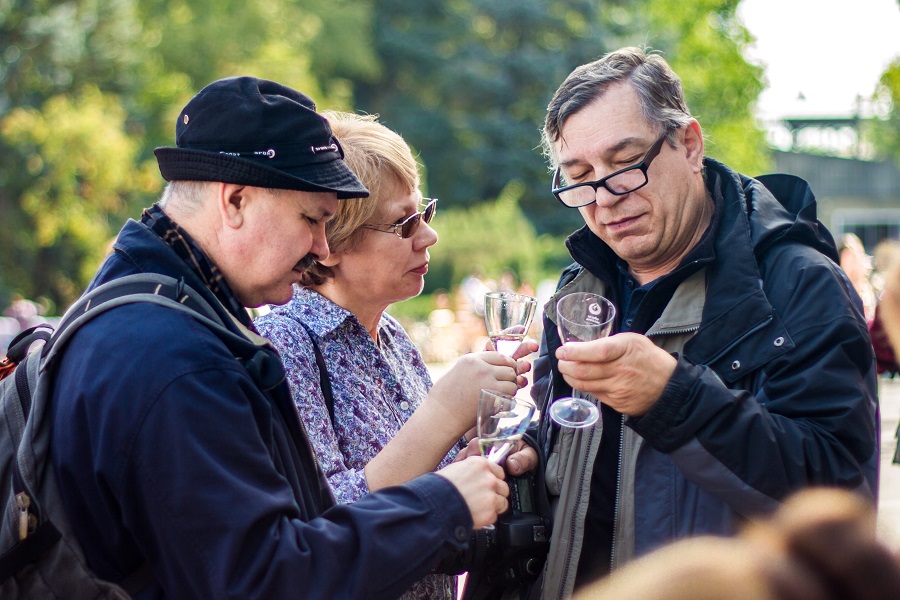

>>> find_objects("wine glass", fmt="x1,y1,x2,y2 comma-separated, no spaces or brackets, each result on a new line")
476,389,535,530
484,292,538,358
476,389,537,465
549,292,616,428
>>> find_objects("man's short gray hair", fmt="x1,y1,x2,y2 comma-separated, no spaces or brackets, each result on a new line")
542,47,694,166
157,181,211,214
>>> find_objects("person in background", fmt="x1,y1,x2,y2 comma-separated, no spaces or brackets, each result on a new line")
255,111,537,599
50,77,512,599
532,47,878,598
868,238,900,377
837,232,876,322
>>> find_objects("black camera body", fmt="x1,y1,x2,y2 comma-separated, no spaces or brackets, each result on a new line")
440,471,551,585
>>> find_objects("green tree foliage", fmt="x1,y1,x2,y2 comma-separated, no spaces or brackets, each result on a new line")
613,0,770,175
0,0,769,310
0,0,149,308
1,87,157,305
352,0,608,235
425,182,570,294
348,0,768,237
0,0,373,308
868,58,900,164
132,0,370,146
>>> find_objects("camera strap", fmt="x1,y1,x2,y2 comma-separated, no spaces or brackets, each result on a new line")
299,322,336,427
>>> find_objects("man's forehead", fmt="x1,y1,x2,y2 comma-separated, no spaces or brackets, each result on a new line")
284,189,338,217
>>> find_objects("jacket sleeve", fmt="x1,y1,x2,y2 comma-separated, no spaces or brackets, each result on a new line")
256,314,371,503
127,367,472,599
629,247,879,515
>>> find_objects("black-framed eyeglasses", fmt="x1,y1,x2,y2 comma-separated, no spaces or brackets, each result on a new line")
551,132,669,208
361,198,438,239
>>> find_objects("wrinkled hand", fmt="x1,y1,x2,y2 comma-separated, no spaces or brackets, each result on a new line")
428,352,519,433
437,456,510,529
483,337,539,389
555,332,676,417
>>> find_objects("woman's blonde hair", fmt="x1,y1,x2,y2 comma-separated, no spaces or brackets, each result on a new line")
300,111,421,286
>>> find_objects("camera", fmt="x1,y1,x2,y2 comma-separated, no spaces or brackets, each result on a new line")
437,471,550,585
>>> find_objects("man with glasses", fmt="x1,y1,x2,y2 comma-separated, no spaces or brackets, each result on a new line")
531,47,878,598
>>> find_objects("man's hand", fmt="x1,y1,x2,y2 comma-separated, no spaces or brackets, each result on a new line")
454,438,538,477
437,457,510,529
555,332,676,417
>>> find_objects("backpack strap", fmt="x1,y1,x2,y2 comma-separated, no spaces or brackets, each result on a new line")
299,323,335,427
6,273,273,594
42,273,228,367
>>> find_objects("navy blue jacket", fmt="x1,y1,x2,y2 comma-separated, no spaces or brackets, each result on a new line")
50,218,472,599
532,160,879,596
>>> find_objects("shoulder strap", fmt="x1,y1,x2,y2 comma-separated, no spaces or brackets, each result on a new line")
43,273,229,367
2,275,222,593
299,323,335,427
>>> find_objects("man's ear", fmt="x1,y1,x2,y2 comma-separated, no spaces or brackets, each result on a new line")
217,183,248,229
681,120,705,173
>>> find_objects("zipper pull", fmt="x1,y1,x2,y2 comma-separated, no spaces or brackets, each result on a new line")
16,492,31,540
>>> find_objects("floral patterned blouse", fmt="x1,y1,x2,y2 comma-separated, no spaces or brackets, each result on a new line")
255,286,461,600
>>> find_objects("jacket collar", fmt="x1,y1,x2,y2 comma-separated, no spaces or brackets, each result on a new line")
563,159,814,377
98,219,249,335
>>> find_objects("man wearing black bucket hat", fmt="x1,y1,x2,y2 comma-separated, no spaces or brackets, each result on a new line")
48,76,510,599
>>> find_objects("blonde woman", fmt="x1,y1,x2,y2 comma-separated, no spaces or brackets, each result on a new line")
256,112,536,599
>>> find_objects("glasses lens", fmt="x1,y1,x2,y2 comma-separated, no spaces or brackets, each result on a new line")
400,200,437,238
605,168,648,195
399,213,420,238
422,200,436,224
557,185,597,207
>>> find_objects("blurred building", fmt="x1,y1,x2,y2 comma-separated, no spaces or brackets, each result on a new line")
766,116,900,253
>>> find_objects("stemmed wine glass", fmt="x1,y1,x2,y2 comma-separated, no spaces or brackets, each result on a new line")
548,292,616,428
484,292,538,358
476,389,537,465
476,389,536,531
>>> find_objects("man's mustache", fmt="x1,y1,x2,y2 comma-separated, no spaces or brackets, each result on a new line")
295,254,318,272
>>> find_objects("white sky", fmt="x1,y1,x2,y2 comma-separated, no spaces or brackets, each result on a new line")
737,0,900,120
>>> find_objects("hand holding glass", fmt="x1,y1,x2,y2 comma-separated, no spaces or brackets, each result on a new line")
549,293,616,428
484,292,538,357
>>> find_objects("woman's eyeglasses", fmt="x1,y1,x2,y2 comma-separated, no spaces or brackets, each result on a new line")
361,198,437,239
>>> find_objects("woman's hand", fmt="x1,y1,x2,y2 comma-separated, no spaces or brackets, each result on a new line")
484,337,539,389
427,352,519,433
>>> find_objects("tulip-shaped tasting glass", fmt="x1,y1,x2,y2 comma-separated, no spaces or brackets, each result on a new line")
549,292,616,428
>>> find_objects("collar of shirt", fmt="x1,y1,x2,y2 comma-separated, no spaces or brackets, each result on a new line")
290,286,365,339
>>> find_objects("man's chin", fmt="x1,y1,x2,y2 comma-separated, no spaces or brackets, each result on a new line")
250,285,297,309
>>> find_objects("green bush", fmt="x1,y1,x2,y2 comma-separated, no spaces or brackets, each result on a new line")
425,181,572,294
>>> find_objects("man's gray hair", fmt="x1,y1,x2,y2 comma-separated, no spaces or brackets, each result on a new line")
157,181,211,213
542,47,694,166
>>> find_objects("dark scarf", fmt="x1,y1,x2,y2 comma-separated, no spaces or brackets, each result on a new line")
141,203,255,330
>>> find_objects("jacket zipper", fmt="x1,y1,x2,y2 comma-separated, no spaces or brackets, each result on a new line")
646,324,700,338
609,413,625,570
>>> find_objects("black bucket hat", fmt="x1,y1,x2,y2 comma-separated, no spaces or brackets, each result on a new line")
154,76,369,199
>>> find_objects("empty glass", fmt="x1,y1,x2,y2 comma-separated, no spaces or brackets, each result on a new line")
548,292,616,428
